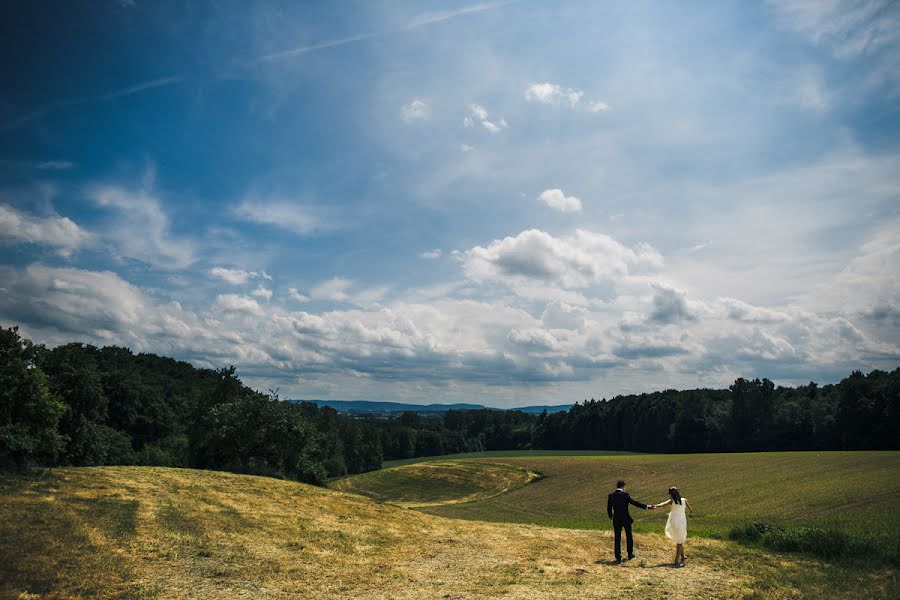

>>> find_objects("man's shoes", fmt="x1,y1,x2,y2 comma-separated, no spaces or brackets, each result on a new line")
614,558,622,563
627,555,635,560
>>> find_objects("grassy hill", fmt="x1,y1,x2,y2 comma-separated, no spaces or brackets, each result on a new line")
339,451,900,539
331,460,541,507
1,464,897,599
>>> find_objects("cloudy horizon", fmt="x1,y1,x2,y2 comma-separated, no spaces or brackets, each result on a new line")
1,1,898,407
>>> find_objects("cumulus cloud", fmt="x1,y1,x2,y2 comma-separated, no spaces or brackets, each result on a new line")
538,188,582,212
251,286,273,301
2,250,896,402
462,228,663,288
464,104,507,133
310,277,353,301
420,249,442,259
718,297,790,323
288,287,310,302
507,327,560,351
233,200,322,235
525,82,583,107
89,180,195,269
0,264,194,342
648,283,697,324
213,293,263,315
209,267,271,285
401,99,429,122
541,301,588,330
0,204,92,257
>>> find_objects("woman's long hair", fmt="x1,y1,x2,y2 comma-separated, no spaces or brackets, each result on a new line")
669,486,682,505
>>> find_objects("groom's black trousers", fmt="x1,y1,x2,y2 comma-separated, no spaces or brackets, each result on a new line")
613,520,633,560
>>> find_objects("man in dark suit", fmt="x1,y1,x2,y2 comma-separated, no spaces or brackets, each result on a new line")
607,479,653,562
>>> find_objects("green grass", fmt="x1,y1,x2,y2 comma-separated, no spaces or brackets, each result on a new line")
381,449,636,468
332,460,538,506
348,451,900,542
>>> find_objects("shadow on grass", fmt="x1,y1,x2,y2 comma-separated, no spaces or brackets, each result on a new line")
0,471,145,599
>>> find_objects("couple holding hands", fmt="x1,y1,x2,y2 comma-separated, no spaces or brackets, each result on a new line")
607,480,694,566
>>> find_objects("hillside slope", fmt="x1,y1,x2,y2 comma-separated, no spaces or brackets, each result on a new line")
331,460,540,507
0,466,895,599
413,452,900,537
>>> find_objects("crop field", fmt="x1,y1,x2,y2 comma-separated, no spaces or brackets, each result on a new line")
341,451,900,539
1,460,897,599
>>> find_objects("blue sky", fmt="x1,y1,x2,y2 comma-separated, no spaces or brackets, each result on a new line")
1,0,898,406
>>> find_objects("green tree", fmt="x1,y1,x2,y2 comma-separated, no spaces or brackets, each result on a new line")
40,343,113,465
0,326,66,470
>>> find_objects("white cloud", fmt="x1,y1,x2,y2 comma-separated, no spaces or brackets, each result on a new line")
507,327,561,351
465,104,507,133
209,267,271,285
233,200,322,235
537,188,583,212
310,277,353,301
251,285,273,301
0,264,196,342
288,287,310,302
587,100,611,112
3,248,896,404
213,293,264,315
462,228,663,288
0,204,92,257
89,178,195,269
525,82,583,107
401,98,429,122
541,301,588,330
420,249,442,259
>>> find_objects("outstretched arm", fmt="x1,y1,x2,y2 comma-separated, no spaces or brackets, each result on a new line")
607,495,613,519
628,495,649,510
652,499,673,510
685,499,693,516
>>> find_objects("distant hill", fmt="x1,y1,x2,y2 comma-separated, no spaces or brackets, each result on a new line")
293,399,572,414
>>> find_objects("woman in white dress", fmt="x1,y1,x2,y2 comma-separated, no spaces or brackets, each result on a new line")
651,486,693,566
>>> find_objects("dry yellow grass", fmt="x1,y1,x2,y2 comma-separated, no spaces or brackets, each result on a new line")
0,466,893,599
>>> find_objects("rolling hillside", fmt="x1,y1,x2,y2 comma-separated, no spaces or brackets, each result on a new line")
338,451,900,538
1,463,897,599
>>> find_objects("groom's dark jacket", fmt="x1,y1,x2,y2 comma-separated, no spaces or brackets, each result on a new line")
607,489,647,524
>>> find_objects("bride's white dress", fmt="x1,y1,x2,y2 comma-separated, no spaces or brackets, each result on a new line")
665,498,688,544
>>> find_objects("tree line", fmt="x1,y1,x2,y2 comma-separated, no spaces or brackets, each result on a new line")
2,325,897,482
0,326,380,483
376,369,898,457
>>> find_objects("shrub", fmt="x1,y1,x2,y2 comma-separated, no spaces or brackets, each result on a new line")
729,521,886,563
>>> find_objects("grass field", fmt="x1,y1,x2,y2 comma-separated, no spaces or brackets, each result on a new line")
381,449,636,468
1,461,897,599
341,452,900,541
332,460,540,507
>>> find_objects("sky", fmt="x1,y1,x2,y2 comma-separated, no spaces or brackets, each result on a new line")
1,0,899,407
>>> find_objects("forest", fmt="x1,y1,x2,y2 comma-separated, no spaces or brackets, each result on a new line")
2,325,898,482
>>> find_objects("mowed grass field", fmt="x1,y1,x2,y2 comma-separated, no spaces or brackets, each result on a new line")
1,458,897,599
339,451,900,541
